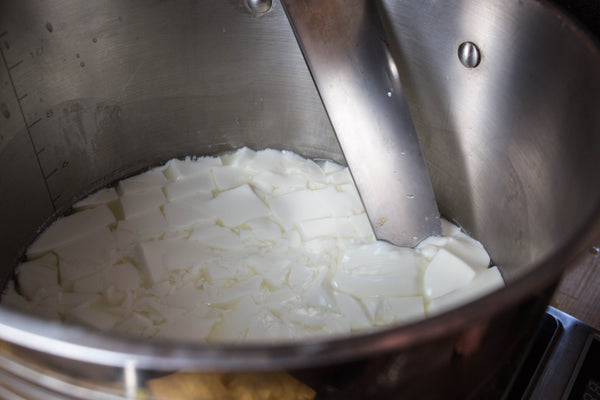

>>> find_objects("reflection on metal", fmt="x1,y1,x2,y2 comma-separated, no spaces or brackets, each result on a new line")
458,41,481,68
0,347,125,399
247,0,272,13
281,0,442,247
123,359,137,399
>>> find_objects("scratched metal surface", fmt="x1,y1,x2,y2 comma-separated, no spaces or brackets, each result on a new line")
0,0,339,284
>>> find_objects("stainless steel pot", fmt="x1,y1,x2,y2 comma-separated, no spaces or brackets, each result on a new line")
0,0,599,398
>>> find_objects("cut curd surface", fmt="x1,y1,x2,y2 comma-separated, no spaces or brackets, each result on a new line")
1,148,504,343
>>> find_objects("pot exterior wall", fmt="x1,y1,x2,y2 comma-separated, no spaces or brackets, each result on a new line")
0,286,554,399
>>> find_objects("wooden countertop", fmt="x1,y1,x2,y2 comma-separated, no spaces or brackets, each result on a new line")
552,248,600,330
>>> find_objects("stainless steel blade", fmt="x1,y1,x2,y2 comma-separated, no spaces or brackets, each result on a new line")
281,0,442,246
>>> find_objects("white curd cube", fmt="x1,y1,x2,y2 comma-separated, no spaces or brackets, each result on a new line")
136,240,220,284
164,174,215,201
103,262,141,293
303,268,338,310
58,292,100,312
318,160,345,175
374,296,425,325
415,235,450,260
299,217,357,240
164,156,222,181
27,295,60,319
267,189,333,229
189,224,243,250
67,305,120,331
221,147,257,167
207,296,259,341
444,235,490,272
120,187,166,219
332,242,423,297
133,297,186,325
27,206,115,258
209,276,265,305
424,248,476,300
73,187,119,209
1,282,33,312
427,266,504,315
250,171,307,195
16,253,59,300
161,282,205,309
115,209,170,247
55,228,117,285
334,292,371,330
118,169,168,194
281,151,327,183
348,213,376,240
326,169,353,185
211,166,253,191
162,193,215,229
287,262,318,290
72,272,104,293
154,312,219,341
239,218,282,242
323,185,364,217
211,184,271,226
234,148,284,172
134,242,169,285
114,312,155,336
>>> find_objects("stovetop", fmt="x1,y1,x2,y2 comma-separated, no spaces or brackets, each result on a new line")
504,307,600,400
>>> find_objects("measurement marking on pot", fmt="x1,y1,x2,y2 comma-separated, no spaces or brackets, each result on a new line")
8,59,22,70
0,43,56,211
36,147,46,155
27,117,41,129
45,168,58,180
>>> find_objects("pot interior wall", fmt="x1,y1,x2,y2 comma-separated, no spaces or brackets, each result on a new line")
1,0,599,291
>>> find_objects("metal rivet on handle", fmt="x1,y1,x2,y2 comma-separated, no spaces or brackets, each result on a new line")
458,41,481,68
247,0,272,13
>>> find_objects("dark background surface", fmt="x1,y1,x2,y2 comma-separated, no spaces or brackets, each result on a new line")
551,0,600,41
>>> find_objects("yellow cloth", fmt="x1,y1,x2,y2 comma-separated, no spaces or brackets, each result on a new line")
147,371,316,400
